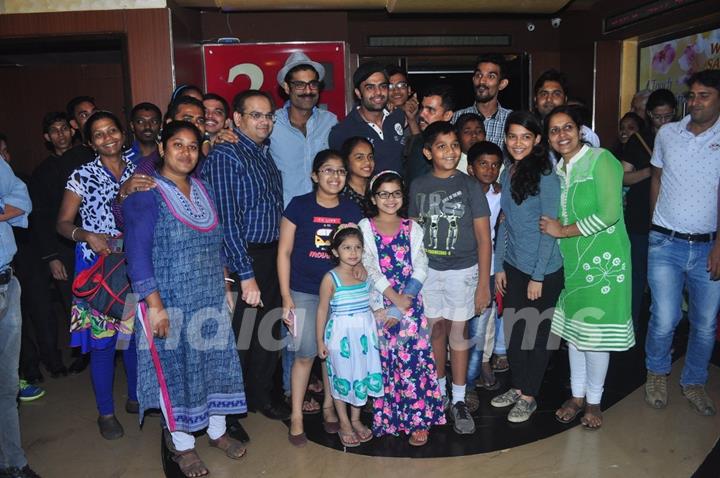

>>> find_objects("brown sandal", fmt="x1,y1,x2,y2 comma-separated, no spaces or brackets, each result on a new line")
172,449,209,478
350,420,373,443
208,433,247,459
409,430,429,447
555,398,584,424
581,404,603,430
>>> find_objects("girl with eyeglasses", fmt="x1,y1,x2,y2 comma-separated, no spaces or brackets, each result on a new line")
277,149,364,446
359,171,445,447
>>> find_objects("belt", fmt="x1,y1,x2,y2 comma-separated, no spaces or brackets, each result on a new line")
0,268,12,285
651,225,717,243
247,240,278,251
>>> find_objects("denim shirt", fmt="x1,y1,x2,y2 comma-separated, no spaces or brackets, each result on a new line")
269,102,338,207
0,160,31,269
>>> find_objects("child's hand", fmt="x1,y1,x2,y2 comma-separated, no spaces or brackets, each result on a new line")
318,343,329,360
495,271,507,296
527,280,543,301
373,309,387,322
474,284,490,315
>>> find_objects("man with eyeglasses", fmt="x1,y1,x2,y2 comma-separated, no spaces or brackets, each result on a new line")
386,65,420,138
329,62,407,172
620,88,677,332
452,54,511,147
645,69,720,417
531,69,599,165
203,89,289,426
270,51,337,208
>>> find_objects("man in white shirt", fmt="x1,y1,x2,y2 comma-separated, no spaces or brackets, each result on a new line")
645,69,720,417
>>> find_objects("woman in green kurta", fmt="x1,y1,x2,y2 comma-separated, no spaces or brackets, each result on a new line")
540,106,635,430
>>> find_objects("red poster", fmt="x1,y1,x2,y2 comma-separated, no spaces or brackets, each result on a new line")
203,42,348,119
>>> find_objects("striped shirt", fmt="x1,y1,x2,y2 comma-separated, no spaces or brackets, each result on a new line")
452,102,512,147
202,129,283,279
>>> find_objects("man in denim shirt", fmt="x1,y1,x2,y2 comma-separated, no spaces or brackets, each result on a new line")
270,51,338,207
0,150,41,478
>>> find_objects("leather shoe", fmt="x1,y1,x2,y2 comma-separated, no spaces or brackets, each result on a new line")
97,415,124,440
259,403,290,421
125,399,140,414
68,356,89,374
227,420,250,443
1,465,42,478
49,365,67,379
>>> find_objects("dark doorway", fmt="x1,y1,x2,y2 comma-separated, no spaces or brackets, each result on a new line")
0,35,130,176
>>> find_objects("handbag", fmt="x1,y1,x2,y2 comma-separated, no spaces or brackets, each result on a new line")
72,252,132,320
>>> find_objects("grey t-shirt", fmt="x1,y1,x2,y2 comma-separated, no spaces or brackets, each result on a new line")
408,171,490,271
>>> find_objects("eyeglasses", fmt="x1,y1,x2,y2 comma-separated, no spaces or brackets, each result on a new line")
288,80,321,91
648,112,674,122
388,82,408,90
318,168,347,176
374,190,403,199
240,112,276,122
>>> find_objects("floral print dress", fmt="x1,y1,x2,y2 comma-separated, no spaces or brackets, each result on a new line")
370,219,446,436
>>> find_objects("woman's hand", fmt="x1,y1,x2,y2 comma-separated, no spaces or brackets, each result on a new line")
211,128,239,146
119,173,156,198
539,216,563,238
317,342,329,359
527,280,543,301
149,307,170,339
391,293,412,314
352,264,368,281
281,295,296,328
85,232,111,256
495,271,507,296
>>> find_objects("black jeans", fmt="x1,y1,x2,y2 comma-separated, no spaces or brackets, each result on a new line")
230,243,282,410
503,262,564,397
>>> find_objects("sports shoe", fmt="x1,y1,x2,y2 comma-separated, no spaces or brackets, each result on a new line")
450,401,476,434
507,398,537,423
18,380,45,402
491,389,520,408
465,389,480,413
644,372,667,409
682,385,716,416
442,395,450,413
1,465,42,478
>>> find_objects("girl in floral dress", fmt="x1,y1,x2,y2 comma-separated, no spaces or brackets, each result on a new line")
359,171,446,447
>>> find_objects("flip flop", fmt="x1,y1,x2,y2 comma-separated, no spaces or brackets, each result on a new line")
322,406,340,434
351,420,373,443
409,430,429,447
555,398,584,424
338,429,361,447
288,431,308,447
302,392,321,415
581,404,603,430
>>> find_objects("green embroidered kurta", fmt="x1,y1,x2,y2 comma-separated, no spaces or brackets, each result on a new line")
551,146,635,351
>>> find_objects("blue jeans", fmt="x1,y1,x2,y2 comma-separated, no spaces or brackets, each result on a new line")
466,307,491,384
646,231,720,385
280,325,293,396
0,277,28,469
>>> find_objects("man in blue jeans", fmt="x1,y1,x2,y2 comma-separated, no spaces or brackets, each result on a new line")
645,69,720,416
0,150,41,477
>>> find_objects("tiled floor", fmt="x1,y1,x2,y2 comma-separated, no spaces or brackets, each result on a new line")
18,357,719,477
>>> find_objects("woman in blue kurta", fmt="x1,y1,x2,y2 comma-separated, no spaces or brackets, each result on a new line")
123,122,246,477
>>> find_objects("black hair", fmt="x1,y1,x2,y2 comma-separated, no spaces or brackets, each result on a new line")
312,149,345,173
474,54,506,79
366,171,407,218
619,112,645,132
422,121,457,150
284,64,320,84
330,226,364,263
544,105,588,153
171,84,203,103
232,89,275,114
156,121,203,171
131,102,162,121
83,111,124,147
0,132,7,146
455,113,486,134
166,96,204,121
646,88,677,112
505,110,552,205
385,65,408,79
686,69,720,91
42,111,71,135
340,136,373,167
66,96,96,119
533,69,569,97
421,84,455,112
467,140,503,166
202,93,229,116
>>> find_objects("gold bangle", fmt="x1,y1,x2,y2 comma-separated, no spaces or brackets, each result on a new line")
71,227,81,242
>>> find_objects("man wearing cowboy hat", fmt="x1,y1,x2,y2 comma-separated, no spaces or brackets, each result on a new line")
270,51,338,207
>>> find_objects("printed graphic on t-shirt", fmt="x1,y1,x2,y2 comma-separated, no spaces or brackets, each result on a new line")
310,216,342,259
414,190,466,256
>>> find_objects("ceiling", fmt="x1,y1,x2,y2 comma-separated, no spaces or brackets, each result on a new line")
172,0,575,14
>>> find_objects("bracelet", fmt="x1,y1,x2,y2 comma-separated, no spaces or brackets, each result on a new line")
224,277,235,284
118,191,129,202
71,227,81,242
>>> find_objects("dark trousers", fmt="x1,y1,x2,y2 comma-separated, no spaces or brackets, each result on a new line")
629,232,648,332
503,262,564,397
230,243,282,410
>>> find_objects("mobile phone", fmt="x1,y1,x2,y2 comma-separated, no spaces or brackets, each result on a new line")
107,237,124,253
288,309,297,337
